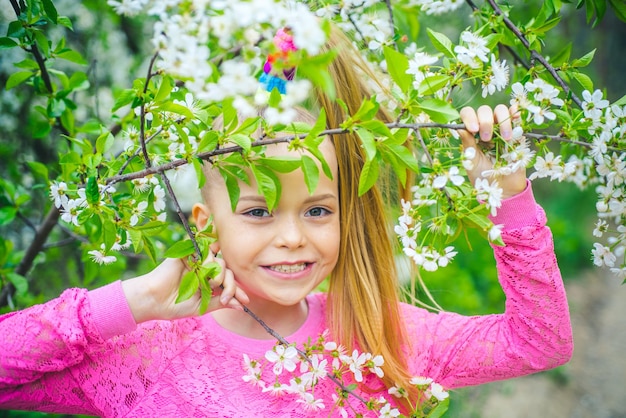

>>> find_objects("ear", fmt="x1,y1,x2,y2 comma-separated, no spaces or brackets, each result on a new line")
191,203,221,255
192,203,210,230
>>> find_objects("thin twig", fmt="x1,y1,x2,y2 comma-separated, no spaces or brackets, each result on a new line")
383,0,398,50
483,0,583,108
139,53,160,168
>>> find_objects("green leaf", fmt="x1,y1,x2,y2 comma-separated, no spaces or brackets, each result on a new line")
0,37,18,49
571,71,594,92
56,50,87,65
164,240,197,258
571,49,596,68
41,0,59,23
356,127,377,161
358,158,380,196
193,158,206,189
351,98,379,123
228,134,252,153
198,130,219,152
383,46,411,93
5,71,33,90
135,220,168,236
198,285,212,315
551,43,572,67
300,155,319,194
426,397,449,418
112,89,136,112
427,29,455,58
383,142,419,173
533,16,561,35
142,236,158,264
251,165,280,212
34,29,50,57
609,0,626,22
0,207,17,226
14,59,38,69
176,270,199,303
418,74,452,96
303,109,333,180
268,87,282,107
86,176,100,205
417,98,460,123
69,71,90,90
47,98,66,118
7,21,26,38
102,219,117,252
222,170,241,212
129,229,143,252
156,102,194,119
359,119,393,138
57,15,73,30
96,132,114,155
27,161,49,181
259,156,301,173
6,272,28,296
154,76,173,102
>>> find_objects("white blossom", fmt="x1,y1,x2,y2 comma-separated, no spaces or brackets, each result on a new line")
265,345,298,375
88,248,117,265
592,242,616,267
582,89,610,120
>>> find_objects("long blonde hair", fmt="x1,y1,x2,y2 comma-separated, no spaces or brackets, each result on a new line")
316,27,416,406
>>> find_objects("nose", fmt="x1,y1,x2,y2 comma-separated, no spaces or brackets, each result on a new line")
274,215,306,249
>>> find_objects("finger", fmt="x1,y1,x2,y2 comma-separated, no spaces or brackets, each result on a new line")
494,104,512,140
219,268,237,306
458,106,479,149
224,287,250,311
476,105,494,142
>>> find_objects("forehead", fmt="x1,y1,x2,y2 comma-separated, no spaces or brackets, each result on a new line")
201,137,338,203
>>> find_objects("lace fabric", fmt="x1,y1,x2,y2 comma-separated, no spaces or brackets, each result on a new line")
0,185,573,417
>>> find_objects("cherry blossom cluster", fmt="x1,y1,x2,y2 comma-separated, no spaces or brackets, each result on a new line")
50,176,167,265
393,127,536,272
509,84,626,279
242,330,448,417
108,0,325,124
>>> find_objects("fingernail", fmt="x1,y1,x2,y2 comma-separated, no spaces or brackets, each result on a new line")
481,131,491,141
502,129,511,140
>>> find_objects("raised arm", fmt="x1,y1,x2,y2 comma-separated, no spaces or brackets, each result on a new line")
404,184,573,388
0,256,247,414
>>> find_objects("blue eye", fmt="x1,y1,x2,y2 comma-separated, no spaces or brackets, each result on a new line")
244,208,270,218
306,207,330,217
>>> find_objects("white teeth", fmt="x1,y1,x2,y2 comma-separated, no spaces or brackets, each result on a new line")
269,264,307,273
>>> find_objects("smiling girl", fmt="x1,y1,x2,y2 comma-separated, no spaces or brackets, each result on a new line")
0,28,573,417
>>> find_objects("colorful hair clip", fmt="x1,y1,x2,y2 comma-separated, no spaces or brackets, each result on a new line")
260,27,297,94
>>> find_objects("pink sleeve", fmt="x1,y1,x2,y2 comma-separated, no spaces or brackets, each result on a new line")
0,281,137,414
404,182,574,388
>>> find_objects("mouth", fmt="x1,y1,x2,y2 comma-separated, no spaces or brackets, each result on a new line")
266,263,310,274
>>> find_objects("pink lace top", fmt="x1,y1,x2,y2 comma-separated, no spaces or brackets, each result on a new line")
0,184,573,417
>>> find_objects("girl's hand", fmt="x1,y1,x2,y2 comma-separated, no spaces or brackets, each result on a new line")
122,255,249,323
458,104,527,199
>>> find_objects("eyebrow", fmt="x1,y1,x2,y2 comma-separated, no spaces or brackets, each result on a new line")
237,193,338,204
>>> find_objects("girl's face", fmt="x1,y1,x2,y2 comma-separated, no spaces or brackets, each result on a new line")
196,139,340,311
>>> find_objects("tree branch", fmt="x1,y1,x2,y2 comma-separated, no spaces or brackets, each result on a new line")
0,207,60,306
484,0,583,108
